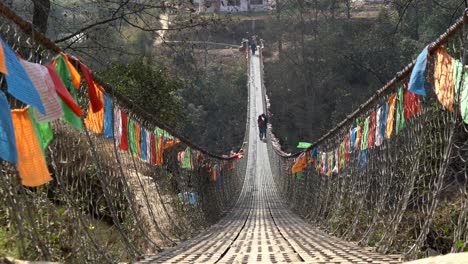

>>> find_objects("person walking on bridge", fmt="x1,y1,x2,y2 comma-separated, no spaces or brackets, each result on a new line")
258,114,267,140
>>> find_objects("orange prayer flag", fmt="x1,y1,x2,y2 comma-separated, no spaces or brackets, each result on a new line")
212,166,217,181
291,152,308,175
61,53,81,88
434,47,454,112
163,138,181,150
11,108,52,187
156,136,164,165
354,125,361,150
386,93,397,139
0,43,7,75
84,88,104,133
135,122,141,155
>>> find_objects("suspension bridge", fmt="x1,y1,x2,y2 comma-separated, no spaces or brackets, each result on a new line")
0,3,467,264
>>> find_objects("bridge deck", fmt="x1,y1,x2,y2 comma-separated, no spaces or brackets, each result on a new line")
138,54,401,263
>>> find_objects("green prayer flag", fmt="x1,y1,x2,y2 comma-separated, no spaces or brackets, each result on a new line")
460,69,468,124
56,56,82,130
155,127,164,136
60,99,82,130
340,142,345,168
453,60,468,124
296,171,303,180
56,56,72,88
28,107,53,155
297,142,312,149
361,116,370,150
181,147,193,169
128,119,137,155
155,127,175,140
396,86,406,135
454,59,463,97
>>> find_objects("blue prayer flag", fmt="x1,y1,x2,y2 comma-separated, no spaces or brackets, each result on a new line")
140,127,147,161
103,95,113,139
1,39,46,115
0,92,18,164
408,46,428,96
380,103,388,140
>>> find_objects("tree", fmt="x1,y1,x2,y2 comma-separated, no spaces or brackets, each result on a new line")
99,59,185,128
32,0,50,34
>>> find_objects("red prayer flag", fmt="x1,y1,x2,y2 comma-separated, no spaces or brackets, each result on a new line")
80,63,103,113
45,64,83,117
119,111,129,151
150,133,157,165
404,87,421,120
368,111,376,148
344,134,350,162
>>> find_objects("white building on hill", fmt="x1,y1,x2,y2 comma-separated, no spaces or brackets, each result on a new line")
195,0,273,13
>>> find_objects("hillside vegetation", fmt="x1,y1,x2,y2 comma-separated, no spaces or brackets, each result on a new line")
261,0,466,152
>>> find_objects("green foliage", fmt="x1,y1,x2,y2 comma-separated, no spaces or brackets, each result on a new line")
455,240,465,249
99,59,185,128
262,1,466,152
0,226,20,259
180,59,248,153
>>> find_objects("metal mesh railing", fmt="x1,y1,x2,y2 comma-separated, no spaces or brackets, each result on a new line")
0,4,248,263
265,10,468,261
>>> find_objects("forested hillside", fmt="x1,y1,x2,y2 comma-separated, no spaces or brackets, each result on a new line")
5,0,248,154
261,0,466,152
7,0,467,154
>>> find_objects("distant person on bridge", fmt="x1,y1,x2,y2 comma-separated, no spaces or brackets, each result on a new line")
258,114,267,140
251,42,257,55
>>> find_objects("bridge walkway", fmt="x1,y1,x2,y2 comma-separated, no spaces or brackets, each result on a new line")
138,53,401,264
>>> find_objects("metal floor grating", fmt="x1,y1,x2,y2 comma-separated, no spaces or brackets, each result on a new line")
137,55,402,264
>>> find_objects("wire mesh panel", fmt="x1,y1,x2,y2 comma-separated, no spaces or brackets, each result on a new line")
265,11,468,261
0,4,248,263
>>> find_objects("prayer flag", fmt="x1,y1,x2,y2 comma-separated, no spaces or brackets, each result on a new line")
114,107,122,146
135,122,141,156
368,111,375,148
61,53,81,88
344,134,350,162
181,147,193,169
292,152,308,175
140,127,147,161
103,95,113,138
84,88,104,134
454,60,468,123
45,65,82,116
128,119,137,155
409,46,429,96
119,111,129,151
12,108,52,187
386,94,397,139
2,39,46,114
0,42,7,74
434,47,455,111
297,142,312,149
0,92,17,163
27,107,53,154
80,62,103,112
396,86,406,135
375,106,383,146
404,85,421,120
150,133,157,165
361,116,370,150
55,56,82,130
